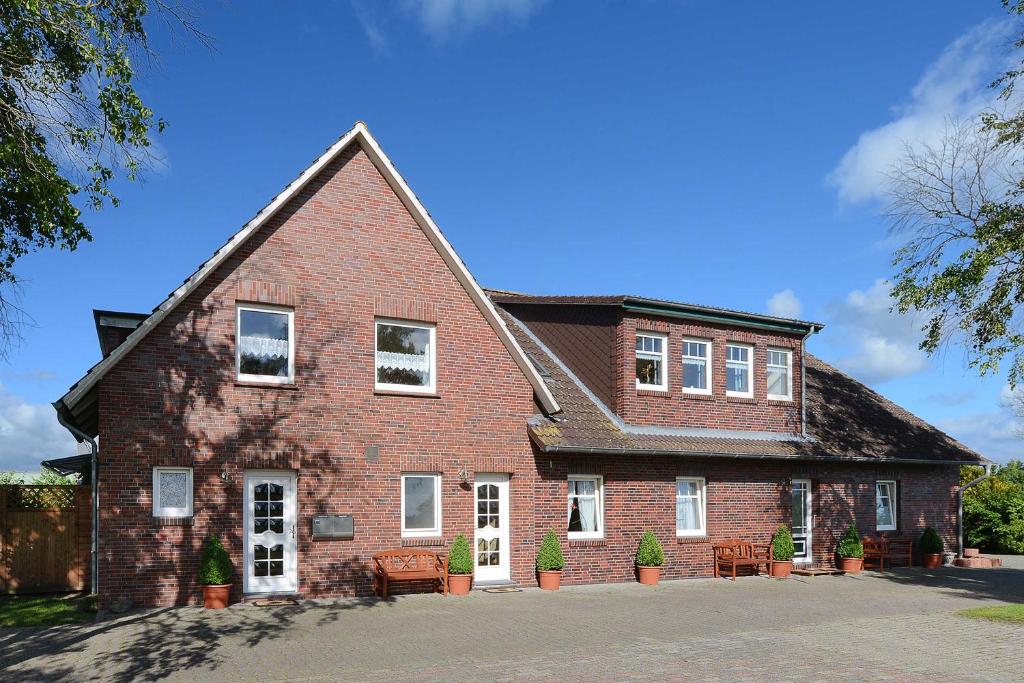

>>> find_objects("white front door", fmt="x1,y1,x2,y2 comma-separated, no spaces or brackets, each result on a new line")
792,478,812,564
243,471,298,594
474,473,510,582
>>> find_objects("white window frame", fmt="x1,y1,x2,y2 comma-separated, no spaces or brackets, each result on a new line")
375,319,437,394
152,467,193,518
681,338,713,395
766,347,793,401
725,343,754,398
567,475,604,540
400,473,442,537
635,331,668,392
676,477,707,537
236,304,295,384
876,480,897,532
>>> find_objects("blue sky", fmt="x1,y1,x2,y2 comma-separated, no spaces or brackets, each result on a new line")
2,1,1021,471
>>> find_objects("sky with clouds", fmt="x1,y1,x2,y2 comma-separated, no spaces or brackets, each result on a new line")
3,1,1023,471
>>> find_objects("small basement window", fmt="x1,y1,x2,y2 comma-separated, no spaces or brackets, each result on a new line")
237,305,294,383
376,320,436,393
153,467,193,518
635,332,667,391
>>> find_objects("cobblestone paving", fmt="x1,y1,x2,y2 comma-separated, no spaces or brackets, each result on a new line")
2,557,1023,682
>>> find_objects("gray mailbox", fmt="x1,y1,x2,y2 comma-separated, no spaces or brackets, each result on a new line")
312,515,354,540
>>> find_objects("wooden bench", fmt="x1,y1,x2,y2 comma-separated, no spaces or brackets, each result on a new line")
372,550,448,599
862,537,913,570
712,539,771,580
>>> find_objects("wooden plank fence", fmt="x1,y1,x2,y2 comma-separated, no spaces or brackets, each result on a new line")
0,485,91,594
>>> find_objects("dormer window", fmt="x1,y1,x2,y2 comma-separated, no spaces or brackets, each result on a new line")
681,339,711,394
635,332,667,391
767,348,793,400
725,343,753,398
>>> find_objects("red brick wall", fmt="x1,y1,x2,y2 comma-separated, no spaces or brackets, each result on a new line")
531,453,959,585
96,144,540,606
614,314,804,433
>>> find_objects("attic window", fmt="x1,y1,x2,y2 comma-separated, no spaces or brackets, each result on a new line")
237,305,294,383
375,320,436,393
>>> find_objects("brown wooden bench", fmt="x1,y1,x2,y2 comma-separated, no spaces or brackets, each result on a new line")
372,550,448,599
712,539,771,580
862,537,913,570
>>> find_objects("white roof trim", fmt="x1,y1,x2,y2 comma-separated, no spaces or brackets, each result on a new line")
59,122,560,415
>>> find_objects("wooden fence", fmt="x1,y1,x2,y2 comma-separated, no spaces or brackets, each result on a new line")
0,485,91,594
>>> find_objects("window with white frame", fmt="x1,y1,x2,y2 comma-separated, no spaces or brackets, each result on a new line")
635,332,667,391
676,477,707,536
237,305,294,383
766,348,793,400
376,320,436,393
401,473,442,537
725,343,753,397
152,467,193,518
681,339,711,394
876,480,897,531
567,475,603,538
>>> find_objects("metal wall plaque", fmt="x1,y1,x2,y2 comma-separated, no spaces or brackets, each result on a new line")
311,515,354,540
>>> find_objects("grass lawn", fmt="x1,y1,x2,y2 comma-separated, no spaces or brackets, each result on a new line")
0,595,95,627
958,604,1024,624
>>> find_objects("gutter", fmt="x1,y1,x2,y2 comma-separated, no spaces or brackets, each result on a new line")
54,403,99,596
958,463,994,557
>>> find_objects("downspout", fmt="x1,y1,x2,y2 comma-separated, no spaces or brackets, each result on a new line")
958,463,994,558
54,404,99,596
800,325,818,439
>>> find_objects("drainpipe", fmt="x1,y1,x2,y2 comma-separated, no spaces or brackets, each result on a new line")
958,463,994,558
53,404,99,596
799,325,818,439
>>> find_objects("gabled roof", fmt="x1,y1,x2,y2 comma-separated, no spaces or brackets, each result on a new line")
489,289,824,336
496,304,985,465
56,122,559,435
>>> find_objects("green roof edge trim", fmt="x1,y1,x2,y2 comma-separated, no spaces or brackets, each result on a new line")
622,302,818,334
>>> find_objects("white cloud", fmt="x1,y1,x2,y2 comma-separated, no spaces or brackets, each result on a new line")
0,383,77,473
766,289,802,318
937,390,1022,464
828,19,1015,204
351,0,390,53
823,278,929,384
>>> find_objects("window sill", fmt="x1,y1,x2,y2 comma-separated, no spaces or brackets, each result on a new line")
401,536,446,547
153,516,193,527
725,395,756,404
235,381,299,390
568,538,606,547
636,388,671,398
676,535,709,545
767,397,793,405
375,389,440,399
680,391,714,401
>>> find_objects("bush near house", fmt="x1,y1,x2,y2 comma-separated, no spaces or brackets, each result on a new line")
961,462,1024,554
771,525,796,562
448,534,474,575
836,524,864,559
635,531,665,567
920,526,944,555
199,535,234,586
536,531,565,572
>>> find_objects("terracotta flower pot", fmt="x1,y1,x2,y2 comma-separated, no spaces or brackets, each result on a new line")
449,574,472,595
838,557,863,574
637,565,661,585
770,560,793,578
202,584,230,609
922,553,942,569
537,570,562,591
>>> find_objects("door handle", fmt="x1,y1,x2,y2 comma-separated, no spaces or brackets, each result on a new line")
291,524,296,539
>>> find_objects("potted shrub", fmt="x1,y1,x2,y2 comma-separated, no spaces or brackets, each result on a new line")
448,534,474,595
835,524,864,574
536,530,565,590
635,531,665,585
770,525,795,578
199,534,234,609
920,526,944,569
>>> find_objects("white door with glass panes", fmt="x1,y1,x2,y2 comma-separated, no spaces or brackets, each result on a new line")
474,474,510,582
792,479,812,564
243,471,297,594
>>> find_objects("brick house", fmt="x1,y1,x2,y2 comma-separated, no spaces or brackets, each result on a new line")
54,123,984,606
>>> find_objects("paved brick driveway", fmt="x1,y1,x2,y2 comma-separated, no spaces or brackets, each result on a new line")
3,558,1023,682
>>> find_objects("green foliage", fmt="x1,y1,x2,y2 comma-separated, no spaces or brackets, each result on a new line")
959,603,1024,624
771,524,796,562
0,468,78,485
198,534,234,586
634,531,664,567
0,595,93,627
835,524,863,559
448,534,474,575
919,526,944,555
535,531,564,572
962,462,1024,554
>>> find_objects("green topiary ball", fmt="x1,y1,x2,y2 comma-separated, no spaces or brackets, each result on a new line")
920,526,944,554
448,533,474,575
635,531,665,567
836,523,864,559
199,534,234,586
771,524,796,562
536,531,565,571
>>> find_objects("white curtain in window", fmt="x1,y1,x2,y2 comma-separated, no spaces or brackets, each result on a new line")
240,336,289,358
376,350,430,373
577,495,597,532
